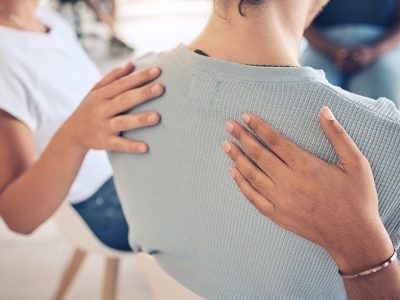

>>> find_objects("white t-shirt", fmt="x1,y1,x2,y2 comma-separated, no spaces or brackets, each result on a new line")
0,6,112,204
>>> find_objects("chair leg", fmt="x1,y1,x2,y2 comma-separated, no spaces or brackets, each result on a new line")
102,257,120,300
53,248,87,300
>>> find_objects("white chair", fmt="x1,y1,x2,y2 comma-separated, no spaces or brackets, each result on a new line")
51,204,203,300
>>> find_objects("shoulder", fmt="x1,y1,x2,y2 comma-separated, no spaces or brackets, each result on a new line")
314,80,400,127
133,51,173,69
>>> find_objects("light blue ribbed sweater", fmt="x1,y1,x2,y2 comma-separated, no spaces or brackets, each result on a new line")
109,45,400,300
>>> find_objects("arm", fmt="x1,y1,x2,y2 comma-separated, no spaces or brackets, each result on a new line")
304,26,353,72
373,3,400,56
0,64,164,234
305,26,341,58
346,1,400,69
223,108,400,299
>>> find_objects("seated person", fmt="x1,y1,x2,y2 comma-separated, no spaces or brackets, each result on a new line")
0,1,162,251
109,0,400,298
301,0,400,107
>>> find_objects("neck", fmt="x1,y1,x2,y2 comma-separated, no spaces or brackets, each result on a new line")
0,0,39,21
189,2,310,67
0,0,45,32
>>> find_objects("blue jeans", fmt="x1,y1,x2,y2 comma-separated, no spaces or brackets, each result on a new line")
301,25,400,108
72,177,132,251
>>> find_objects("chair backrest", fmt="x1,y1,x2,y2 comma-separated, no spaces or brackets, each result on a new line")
52,203,126,257
53,204,203,299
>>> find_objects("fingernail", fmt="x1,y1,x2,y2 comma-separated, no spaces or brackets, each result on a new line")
151,84,162,94
149,67,160,77
225,121,234,134
223,140,232,153
229,167,236,178
138,144,148,153
321,107,336,121
147,113,159,123
242,113,251,124
126,61,134,68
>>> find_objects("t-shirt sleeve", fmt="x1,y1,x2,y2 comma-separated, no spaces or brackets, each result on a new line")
0,68,37,131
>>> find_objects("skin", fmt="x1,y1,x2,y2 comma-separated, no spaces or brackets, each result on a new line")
188,0,400,298
304,0,400,73
0,0,164,234
224,109,400,299
84,0,117,34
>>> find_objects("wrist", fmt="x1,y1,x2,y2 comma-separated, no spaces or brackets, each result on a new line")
327,220,394,275
54,124,89,157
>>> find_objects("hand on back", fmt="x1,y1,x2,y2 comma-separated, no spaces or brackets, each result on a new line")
59,62,165,153
223,107,393,273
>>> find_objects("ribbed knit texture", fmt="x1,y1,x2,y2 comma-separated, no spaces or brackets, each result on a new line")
109,45,400,300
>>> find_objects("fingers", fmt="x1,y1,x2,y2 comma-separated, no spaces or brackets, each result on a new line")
109,112,160,133
229,167,276,219
109,82,164,115
223,140,275,196
93,62,135,90
225,120,289,179
107,136,149,153
319,107,363,167
102,67,162,99
241,113,314,167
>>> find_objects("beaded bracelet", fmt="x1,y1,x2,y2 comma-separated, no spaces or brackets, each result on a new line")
339,250,398,279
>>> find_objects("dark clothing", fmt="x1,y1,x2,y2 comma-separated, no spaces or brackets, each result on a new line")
72,177,132,251
315,0,399,28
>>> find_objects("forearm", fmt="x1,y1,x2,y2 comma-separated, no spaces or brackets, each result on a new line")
374,24,400,56
329,221,400,299
304,26,337,55
0,131,87,234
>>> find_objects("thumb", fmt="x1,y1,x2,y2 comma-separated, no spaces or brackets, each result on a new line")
319,107,362,166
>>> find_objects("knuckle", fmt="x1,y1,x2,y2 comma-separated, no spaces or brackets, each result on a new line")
353,154,369,168
247,194,257,206
229,148,238,161
246,170,260,189
138,114,149,126
140,86,152,98
109,118,119,131
333,122,347,135
251,119,261,132
112,117,128,131
141,68,152,81
236,126,245,141
248,147,262,162
230,146,241,161
120,95,131,108
108,138,119,150
114,67,123,76
267,130,281,148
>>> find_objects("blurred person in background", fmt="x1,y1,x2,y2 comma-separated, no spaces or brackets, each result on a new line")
302,0,400,108
0,0,163,251
58,0,134,53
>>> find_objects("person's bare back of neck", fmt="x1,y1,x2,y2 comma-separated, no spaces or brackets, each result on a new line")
189,0,329,67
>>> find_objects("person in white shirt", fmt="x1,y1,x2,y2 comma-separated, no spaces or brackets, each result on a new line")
0,0,163,251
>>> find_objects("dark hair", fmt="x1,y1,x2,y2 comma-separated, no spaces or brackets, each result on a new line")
238,0,265,16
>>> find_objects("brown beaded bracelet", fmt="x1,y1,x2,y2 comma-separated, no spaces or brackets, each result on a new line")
339,250,398,279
